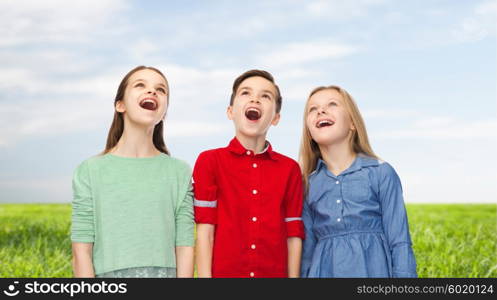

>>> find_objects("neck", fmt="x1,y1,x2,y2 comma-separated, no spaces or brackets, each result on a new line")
319,139,356,176
235,132,267,153
111,122,160,158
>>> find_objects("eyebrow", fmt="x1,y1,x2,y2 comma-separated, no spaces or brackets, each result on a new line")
308,98,340,107
131,79,168,89
239,86,275,97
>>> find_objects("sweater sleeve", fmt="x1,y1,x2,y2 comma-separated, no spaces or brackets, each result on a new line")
379,162,417,278
71,160,95,243
175,163,195,247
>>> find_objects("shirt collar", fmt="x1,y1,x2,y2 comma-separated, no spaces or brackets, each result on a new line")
227,137,278,161
312,154,379,177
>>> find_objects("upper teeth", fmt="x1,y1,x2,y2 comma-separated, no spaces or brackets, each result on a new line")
143,99,155,104
318,120,333,127
247,108,260,113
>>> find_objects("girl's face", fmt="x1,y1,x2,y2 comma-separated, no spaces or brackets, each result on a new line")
306,88,355,146
116,69,169,128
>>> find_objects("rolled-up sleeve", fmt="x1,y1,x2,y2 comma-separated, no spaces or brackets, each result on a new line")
71,160,95,243
193,152,218,225
379,163,417,278
175,165,195,247
283,163,305,239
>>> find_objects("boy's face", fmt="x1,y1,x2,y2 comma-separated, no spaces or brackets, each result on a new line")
227,76,280,139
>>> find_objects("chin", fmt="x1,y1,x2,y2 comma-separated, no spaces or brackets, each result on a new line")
310,134,336,146
239,127,266,138
129,117,159,128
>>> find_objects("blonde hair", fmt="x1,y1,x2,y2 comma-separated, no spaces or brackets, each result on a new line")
298,85,378,195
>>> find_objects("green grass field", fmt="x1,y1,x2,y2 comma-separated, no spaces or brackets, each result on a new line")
0,204,495,277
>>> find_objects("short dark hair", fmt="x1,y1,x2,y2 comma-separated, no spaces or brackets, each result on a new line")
229,69,282,113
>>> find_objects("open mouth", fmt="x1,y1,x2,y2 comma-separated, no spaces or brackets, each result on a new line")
316,119,335,128
245,107,261,121
139,98,158,111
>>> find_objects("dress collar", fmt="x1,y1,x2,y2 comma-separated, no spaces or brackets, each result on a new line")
312,154,379,177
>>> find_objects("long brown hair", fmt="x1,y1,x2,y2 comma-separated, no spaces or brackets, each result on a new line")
102,66,170,155
298,85,378,195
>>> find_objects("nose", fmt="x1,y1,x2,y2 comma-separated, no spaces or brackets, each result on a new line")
146,89,157,95
317,106,327,115
250,98,261,104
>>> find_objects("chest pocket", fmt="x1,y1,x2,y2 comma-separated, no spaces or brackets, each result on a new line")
343,178,371,203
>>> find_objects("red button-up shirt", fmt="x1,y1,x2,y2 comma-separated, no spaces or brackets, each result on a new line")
193,137,305,278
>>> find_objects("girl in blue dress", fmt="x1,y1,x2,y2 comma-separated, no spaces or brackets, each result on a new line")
299,85,417,278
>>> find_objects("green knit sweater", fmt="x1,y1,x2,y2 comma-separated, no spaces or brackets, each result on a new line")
71,153,194,275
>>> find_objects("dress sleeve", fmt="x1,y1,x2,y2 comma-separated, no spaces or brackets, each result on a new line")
283,162,305,239
193,152,218,225
71,160,95,243
300,197,316,277
175,164,195,247
379,162,417,278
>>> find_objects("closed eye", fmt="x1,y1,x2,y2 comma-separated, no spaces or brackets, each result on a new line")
134,83,145,88
329,101,337,106
240,90,250,96
262,94,272,100
308,106,317,113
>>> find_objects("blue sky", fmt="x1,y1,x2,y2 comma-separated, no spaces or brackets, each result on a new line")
0,0,495,203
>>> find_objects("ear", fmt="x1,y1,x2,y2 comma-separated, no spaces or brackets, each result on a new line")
115,100,126,113
226,106,234,120
350,122,356,131
271,112,280,126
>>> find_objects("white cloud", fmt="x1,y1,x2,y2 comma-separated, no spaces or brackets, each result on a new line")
0,177,71,203
374,118,497,140
0,66,119,95
165,121,230,138
0,97,113,146
451,0,496,43
362,109,420,119
402,172,497,203
0,0,128,46
0,63,241,146
306,0,387,19
258,41,358,67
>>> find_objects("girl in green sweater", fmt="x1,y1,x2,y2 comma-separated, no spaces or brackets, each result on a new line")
71,66,194,278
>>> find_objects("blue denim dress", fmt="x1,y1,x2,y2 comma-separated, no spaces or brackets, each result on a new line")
301,155,417,278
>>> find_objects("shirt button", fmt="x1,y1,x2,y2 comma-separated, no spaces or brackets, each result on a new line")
252,189,258,195
253,163,257,168
337,218,341,222
336,181,340,184
252,217,257,222
246,150,251,155
337,199,341,204
251,244,256,249
250,272,255,277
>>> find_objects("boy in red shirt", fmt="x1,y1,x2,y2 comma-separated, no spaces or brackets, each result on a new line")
194,70,304,278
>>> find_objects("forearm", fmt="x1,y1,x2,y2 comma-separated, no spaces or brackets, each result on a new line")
175,246,194,278
287,237,302,278
195,224,214,278
72,243,95,278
